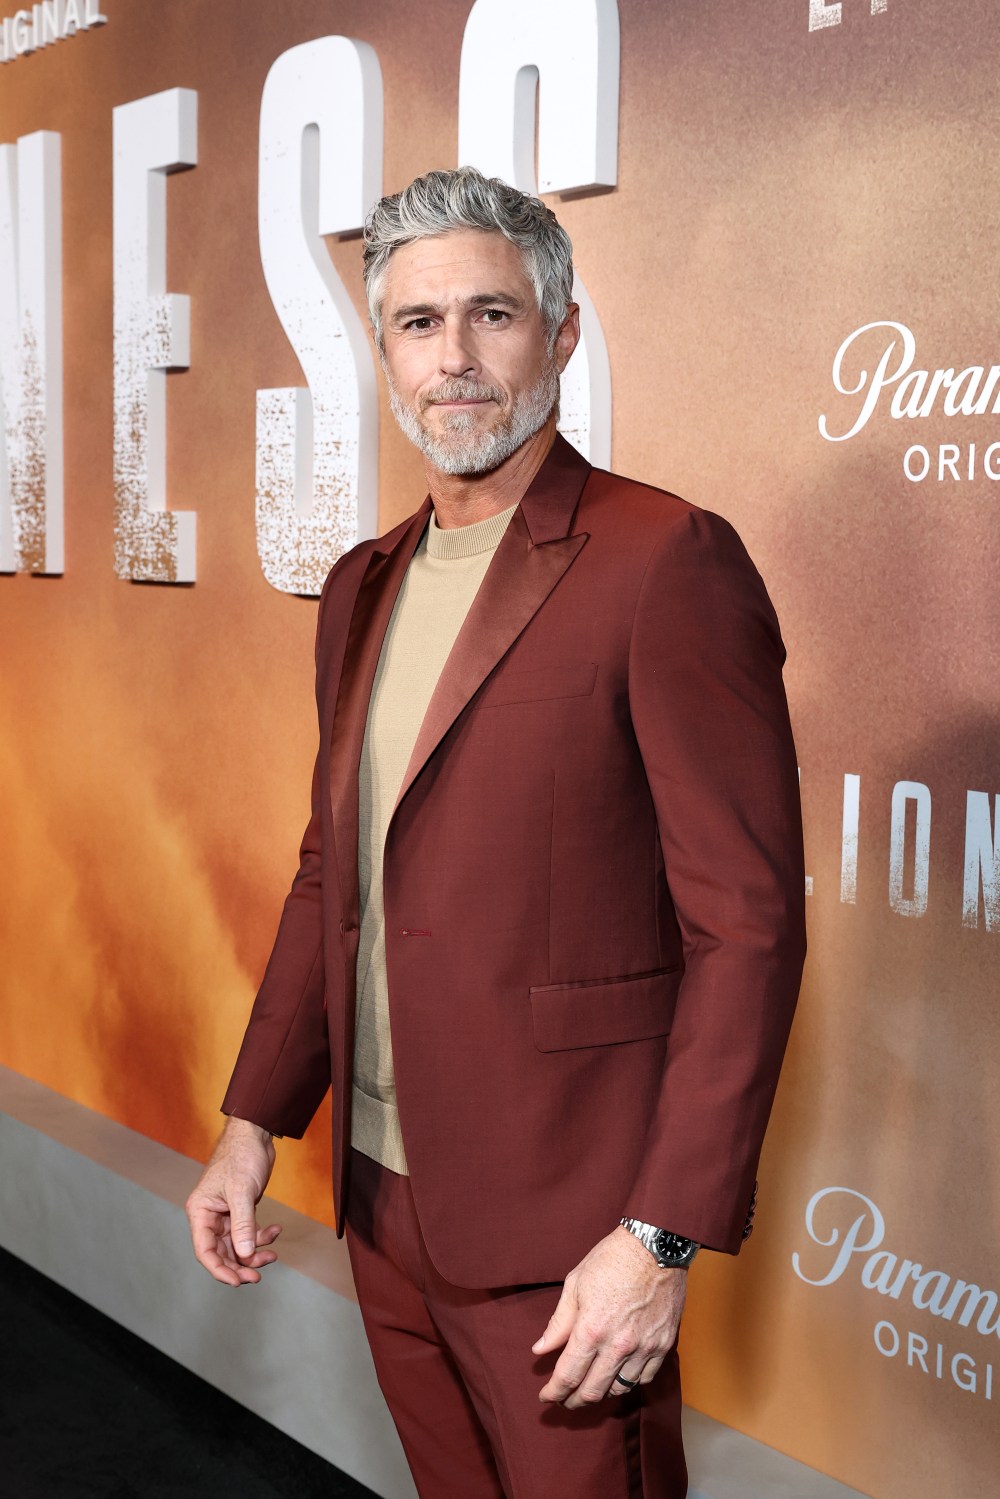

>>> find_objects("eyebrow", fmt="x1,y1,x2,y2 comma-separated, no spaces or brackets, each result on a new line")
389,291,526,325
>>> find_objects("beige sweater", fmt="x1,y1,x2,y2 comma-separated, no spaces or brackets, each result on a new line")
352,499,519,1175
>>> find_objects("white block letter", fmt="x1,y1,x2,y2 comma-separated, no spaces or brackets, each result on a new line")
458,0,618,466
889,780,931,918
112,88,197,583
963,791,1000,931
841,773,860,903
809,0,842,27
0,130,62,575
256,37,381,596
809,0,886,29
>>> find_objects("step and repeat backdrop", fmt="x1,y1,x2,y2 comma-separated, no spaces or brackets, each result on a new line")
1,2,997,1495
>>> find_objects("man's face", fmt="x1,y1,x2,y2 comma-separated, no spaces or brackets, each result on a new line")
378,229,576,476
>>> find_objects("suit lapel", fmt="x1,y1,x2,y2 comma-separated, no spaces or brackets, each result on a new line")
328,498,432,927
392,434,591,817
329,433,592,920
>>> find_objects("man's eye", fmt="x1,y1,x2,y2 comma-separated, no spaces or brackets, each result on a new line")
479,308,509,325
407,317,434,332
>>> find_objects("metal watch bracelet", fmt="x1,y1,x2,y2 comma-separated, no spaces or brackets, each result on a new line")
619,1216,701,1269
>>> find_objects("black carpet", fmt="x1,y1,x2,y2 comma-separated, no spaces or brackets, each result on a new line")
0,1246,379,1498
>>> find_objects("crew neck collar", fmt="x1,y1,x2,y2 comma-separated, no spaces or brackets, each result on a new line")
425,500,520,559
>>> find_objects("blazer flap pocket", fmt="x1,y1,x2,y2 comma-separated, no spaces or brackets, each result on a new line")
484,661,598,708
529,966,681,1052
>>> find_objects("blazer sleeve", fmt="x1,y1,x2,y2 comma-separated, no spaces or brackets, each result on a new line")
219,564,342,1139
623,506,807,1253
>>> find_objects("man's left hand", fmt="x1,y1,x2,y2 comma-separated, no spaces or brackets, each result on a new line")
531,1226,688,1407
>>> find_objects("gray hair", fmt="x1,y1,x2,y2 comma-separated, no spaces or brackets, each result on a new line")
362,166,574,354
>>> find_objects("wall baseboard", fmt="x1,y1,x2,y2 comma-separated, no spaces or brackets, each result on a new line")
0,1066,865,1499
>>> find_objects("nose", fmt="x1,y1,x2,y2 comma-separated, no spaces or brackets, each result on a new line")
438,315,479,380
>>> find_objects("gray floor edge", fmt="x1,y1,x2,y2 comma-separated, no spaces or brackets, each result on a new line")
0,1064,867,1499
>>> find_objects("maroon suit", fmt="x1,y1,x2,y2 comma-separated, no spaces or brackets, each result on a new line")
222,435,806,1494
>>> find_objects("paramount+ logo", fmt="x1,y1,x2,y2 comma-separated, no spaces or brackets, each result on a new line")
793,1187,997,1405
818,321,1000,485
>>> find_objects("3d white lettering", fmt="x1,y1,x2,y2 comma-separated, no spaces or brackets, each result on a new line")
889,780,931,919
809,0,887,31
458,0,618,465
0,129,63,575
112,88,197,583
963,792,1000,932
256,36,382,597
840,772,860,903
0,0,104,60
12,7,32,53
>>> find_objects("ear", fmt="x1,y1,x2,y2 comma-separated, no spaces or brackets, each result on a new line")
553,304,581,373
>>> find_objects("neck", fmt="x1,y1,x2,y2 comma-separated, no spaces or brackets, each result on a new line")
426,419,557,529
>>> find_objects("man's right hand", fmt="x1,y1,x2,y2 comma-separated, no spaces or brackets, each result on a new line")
185,1116,283,1287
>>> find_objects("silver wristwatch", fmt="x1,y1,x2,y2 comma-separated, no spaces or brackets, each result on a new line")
620,1216,700,1269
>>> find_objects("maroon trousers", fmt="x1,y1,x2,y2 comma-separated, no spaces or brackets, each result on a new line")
344,1148,688,1498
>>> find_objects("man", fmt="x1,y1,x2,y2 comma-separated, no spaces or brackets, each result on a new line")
186,167,807,1498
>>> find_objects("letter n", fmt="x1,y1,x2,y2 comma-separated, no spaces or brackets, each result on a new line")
963,791,1000,931
0,130,63,576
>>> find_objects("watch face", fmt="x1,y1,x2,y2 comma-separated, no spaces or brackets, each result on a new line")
653,1231,698,1267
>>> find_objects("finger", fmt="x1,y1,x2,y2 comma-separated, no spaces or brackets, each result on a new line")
538,1329,600,1403
219,1231,278,1272
607,1361,646,1398
229,1241,279,1269
189,1205,275,1287
228,1189,261,1260
198,1244,245,1288
190,1216,240,1282
531,1283,576,1356
232,1251,277,1272
213,1247,269,1286
637,1352,665,1386
231,1263,264,1285
564,1348,640,1409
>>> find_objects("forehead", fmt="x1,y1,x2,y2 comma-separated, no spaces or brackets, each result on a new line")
382,229,535,308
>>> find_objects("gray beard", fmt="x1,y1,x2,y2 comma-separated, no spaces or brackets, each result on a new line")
388,364,561,476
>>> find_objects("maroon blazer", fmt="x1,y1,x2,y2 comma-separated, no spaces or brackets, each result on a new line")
222,435,807,1288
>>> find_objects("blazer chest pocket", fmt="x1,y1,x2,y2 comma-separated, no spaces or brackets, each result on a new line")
529,965,681,1052
483,660,598,708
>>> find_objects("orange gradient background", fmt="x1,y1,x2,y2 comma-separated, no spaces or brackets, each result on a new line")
1,3,998,1496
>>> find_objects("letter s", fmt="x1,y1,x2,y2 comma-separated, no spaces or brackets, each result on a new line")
256,37,381,597
458,0,618,466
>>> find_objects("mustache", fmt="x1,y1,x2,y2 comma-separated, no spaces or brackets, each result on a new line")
422,378,506,410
